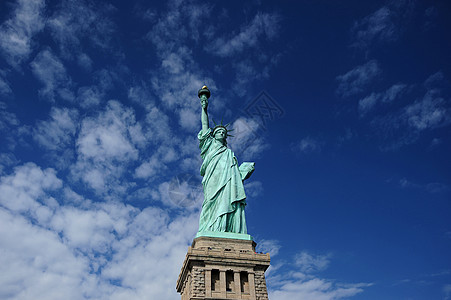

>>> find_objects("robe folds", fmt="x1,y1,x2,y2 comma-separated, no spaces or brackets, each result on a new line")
197,128,247,234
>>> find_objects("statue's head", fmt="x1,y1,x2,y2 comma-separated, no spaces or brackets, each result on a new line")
213,126,227,144
212,119,233,146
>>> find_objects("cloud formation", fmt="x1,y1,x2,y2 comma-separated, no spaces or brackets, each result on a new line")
0,71,12,95
30,49,74,102
33,107,79,151
0,162,200,300
47,0,116,59
0,0,45,67
370,72,451,150
358,83,407,116
351,0,416,49
207,12,279,57
336,60,381,98
71,101,142,196
268,250,371,300
295,137,322,154
399,177,450,194
0,1,418,299
295,251,331,273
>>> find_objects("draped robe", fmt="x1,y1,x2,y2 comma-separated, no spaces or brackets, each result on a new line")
197,128,247,234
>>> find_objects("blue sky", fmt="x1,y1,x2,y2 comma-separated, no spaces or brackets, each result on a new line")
0,0,450,299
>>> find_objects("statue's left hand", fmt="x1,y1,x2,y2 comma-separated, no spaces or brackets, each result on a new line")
239,162,255,181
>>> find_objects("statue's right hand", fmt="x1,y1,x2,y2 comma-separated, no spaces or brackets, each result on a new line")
200,97,208,109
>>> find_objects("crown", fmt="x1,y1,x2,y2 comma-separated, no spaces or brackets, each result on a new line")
212,119,234,137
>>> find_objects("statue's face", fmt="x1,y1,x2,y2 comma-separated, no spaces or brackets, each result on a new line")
214,129,226,143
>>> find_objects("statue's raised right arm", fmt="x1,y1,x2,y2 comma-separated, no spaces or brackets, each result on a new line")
198,86,211,132
200,94,209,131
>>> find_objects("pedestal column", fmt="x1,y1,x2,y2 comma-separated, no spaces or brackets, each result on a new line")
234,271,241,299
176,236,270,300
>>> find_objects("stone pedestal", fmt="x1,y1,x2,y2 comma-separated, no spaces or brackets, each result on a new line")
176,236,270,300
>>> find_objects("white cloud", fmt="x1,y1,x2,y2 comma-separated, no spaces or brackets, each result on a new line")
53,206,115,253
269,277,369,300
76,86,103,108
128,83,154,107
133,142,179,181
30,49,74,102
383,84,407,102
228,117,269,160
399,178,449,194
358,93,378,115
295,251,331,273
0,162,62,215
0,0,45,67
77,52,93,71
33,107,79,151
167,174,203,209
134,155,166,179
0,102,22,152
256,239,281,257
77,101,138,161
204,11,281,93
147,178,202,209
47,0,116,58
75,68,127,109
424,71,445,89
336,60,381,98
144,1,280,111
405,90,450,130
351,6,395,48
244,180,263,198
0,101,19,130
178,108,198,131
144,106,175,144
351,1,415,49
268,251,371,300
296,137,322,153
93,68,119,92
404,71,450,131
0,70,12,95
146,1,211,55
0,162,200,300
0,208,94,300
100,210,198,299
32,107,79,169
150,69,210,112
207,12,279,57
0,153,18,175
368,72,450,149
71,101,141,196
146,31,213,113
358,83,407,116
162,52,185,74
232,59,274,95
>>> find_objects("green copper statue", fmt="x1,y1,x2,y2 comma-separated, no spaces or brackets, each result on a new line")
196,86,255,239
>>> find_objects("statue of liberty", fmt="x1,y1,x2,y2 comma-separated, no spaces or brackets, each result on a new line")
196,86,255,239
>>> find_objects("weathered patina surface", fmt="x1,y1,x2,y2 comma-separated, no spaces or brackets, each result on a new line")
197,86,255,238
